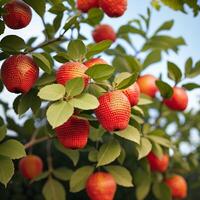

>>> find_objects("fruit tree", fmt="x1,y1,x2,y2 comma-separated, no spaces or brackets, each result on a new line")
0,0,200,200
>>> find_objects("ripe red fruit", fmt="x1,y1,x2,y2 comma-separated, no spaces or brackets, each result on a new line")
99,0,127,17
147,152,169,173
56,62,89,87
1,54,39,93
165,175,187,199
95,90,131,132
77,0,99,12
86,172,117,200
92,24,116,43
19,155,43,180
55,117,90,149
123,82,140,107
137,74,158,97
164,87,188,111
84,58,108,68
3,0,32,29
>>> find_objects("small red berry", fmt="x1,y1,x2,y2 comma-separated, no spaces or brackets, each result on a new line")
84,58,108,68
77,0,99,13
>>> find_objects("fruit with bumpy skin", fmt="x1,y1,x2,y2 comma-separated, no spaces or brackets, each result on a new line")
164,87,188,111
99,0,127,17
147,152,169,173
1,54,39,93
3,0,32,29
19,155,43,180
92,24,116,43
123,82,140,107
77,0,99,12
165,175,187,199
86,172,117,200
137,74,158,97
56,62,89,87
95,90,131,132
55,117,90,149
84,58,108,68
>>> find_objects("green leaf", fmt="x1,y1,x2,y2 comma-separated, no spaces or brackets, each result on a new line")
46,101,74,128
104,165,133,187
0,35,26,51
88,83,106,98
154,20,174,34
0,139,26,159
143,50,161,68
63,15,79,31
97,139,121,167
0,156,14,187
117,147,126,164
54,140,79,166
42,178,65,200
135,169,151,200
31,171,49,183
0,20,5,35
136,137,152,160
151,143,163,158
67,40,87,61
69,166,94,192
156,80,173,98
182,83,200,90
86,8,104,26
85,64,115,81
65,77,84,97
24,0,46,17
147,135,172,148
185,57,193,76
36,73,56,87
32,53,52,74
49,3,66,14
167,61,182,83
53,167,73,181
115,73,138,90
86,40,112,59
69,93,99,110
138,95,153,105
161,0,183,10
118,25,146,38
153,182,172,200
88,149,98,162
0,125,7,142
38,84,65,101
115,125,140,144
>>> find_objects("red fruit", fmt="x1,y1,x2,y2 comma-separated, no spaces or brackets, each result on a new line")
123,82,140,107
95,90,131,132
147,152,169,173
1,54,39,93
3,0,32,29
55,117,90,149
19,155,43,180
84,58,108,68
92,24,116,43
86,172,117,200
164,87,188,111
56,62,89,87
165,175,187,199
77,0,99,12
137,74,158,97
99,0,127,17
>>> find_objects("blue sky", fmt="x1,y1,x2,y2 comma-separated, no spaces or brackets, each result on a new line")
0,0,199,110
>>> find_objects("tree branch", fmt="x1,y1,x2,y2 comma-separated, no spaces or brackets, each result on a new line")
24,136,51,149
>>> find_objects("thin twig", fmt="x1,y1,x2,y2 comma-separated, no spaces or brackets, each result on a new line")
25,136,51,149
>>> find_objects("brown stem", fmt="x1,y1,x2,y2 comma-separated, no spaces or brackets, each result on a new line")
24,136,50,149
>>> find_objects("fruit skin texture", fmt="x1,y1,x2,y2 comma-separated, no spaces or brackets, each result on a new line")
99,0,127,17
55,117,90,149
19,155,43,180
77,0,99,12
137,74,158,97
95,90,131,132
123,82,140,107
3,0,32,29
56,62,89,87
86,172,117,200
1,54,39,93
164,87,188,111
84,58,108,68
92,24,116,43
165,175,187,199
147,152,169,173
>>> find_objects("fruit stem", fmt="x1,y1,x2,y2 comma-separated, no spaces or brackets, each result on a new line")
24,136,52,149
